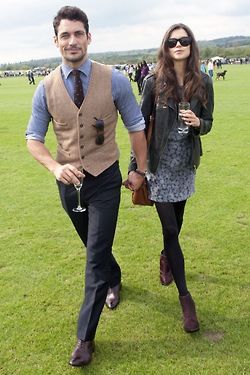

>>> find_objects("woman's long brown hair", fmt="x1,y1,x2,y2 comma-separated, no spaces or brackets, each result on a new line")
155,23,207,105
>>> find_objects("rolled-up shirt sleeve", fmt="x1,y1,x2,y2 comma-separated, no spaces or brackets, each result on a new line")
111,68,145,132
25,81,51,143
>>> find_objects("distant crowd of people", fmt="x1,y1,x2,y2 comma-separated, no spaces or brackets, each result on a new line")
122,55,249,86
124,58,220,88
199,58,223,78
200,57,249,78
123,60,155,94
0,68,53,79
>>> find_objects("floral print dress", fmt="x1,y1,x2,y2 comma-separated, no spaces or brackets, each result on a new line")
147,119,195,203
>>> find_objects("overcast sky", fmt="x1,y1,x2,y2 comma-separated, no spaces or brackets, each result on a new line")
1,0,250,64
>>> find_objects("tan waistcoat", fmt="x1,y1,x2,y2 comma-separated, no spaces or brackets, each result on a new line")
44,61,119,176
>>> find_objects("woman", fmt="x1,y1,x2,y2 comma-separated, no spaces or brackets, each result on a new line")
139,60,150,94
129,24,214,332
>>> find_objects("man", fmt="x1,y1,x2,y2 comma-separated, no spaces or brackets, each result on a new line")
27,70,35,85
26,6,147,367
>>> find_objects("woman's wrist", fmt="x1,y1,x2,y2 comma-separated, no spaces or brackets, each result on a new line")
194,117,201,127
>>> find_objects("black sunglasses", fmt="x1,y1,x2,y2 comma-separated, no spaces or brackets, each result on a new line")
166,36,192,49
93,117,104,145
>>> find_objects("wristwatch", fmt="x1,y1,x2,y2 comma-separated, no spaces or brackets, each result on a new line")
134,169,146,177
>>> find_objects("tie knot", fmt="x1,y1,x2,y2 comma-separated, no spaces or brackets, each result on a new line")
72,69,81,77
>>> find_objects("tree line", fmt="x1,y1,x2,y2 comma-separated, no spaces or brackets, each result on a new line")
1,43,250,71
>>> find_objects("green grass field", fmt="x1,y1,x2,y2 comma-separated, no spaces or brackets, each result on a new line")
0,64,249,375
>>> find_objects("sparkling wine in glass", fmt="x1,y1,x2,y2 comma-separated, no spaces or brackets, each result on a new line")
178,101,190,134
72,176,86,212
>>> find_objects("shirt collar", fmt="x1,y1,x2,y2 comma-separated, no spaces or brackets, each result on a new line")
61,58,92,79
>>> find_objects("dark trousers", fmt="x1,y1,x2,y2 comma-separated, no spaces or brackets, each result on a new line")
57,161,122,341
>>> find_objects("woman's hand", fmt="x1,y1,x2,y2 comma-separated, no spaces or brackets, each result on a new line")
179,109,200,128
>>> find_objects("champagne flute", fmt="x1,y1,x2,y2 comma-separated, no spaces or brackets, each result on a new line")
72,176,86,212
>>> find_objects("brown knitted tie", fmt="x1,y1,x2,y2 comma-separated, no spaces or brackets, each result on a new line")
72,69,84,108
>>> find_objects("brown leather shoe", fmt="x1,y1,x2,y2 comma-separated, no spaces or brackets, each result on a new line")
105,283,121,309
69,340,95,367
160,253,174,286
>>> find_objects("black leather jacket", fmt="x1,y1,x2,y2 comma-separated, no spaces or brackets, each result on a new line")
130,72,214,173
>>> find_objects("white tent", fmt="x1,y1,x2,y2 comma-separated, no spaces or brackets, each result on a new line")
211,56,224,62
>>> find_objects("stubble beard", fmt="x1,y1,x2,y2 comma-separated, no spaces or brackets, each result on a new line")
65,54,85,64
63,48,87,65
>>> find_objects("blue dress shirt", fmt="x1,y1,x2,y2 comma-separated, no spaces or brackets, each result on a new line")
26,59,145,142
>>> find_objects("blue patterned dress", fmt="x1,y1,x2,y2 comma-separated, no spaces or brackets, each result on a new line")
146,118,195,203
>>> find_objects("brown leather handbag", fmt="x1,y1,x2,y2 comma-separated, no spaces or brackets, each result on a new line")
132,178,153,206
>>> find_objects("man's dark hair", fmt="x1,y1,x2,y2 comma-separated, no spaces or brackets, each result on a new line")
53,6,89,36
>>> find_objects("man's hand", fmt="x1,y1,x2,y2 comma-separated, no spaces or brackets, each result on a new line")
53,164,85,185
123,171,145,191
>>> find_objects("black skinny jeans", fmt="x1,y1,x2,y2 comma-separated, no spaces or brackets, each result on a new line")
155,200,189,296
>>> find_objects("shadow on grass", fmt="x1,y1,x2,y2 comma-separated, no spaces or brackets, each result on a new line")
121,283,176,312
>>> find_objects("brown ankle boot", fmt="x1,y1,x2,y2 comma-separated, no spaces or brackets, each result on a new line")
160,253,173,286
179,293,200,333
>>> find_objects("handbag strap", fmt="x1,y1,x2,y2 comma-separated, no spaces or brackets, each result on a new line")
146,103,156,147
146,76,156,146
146,115,154,146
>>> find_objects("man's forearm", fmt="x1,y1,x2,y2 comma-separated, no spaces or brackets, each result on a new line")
129,130,147,172
26,139,60,173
